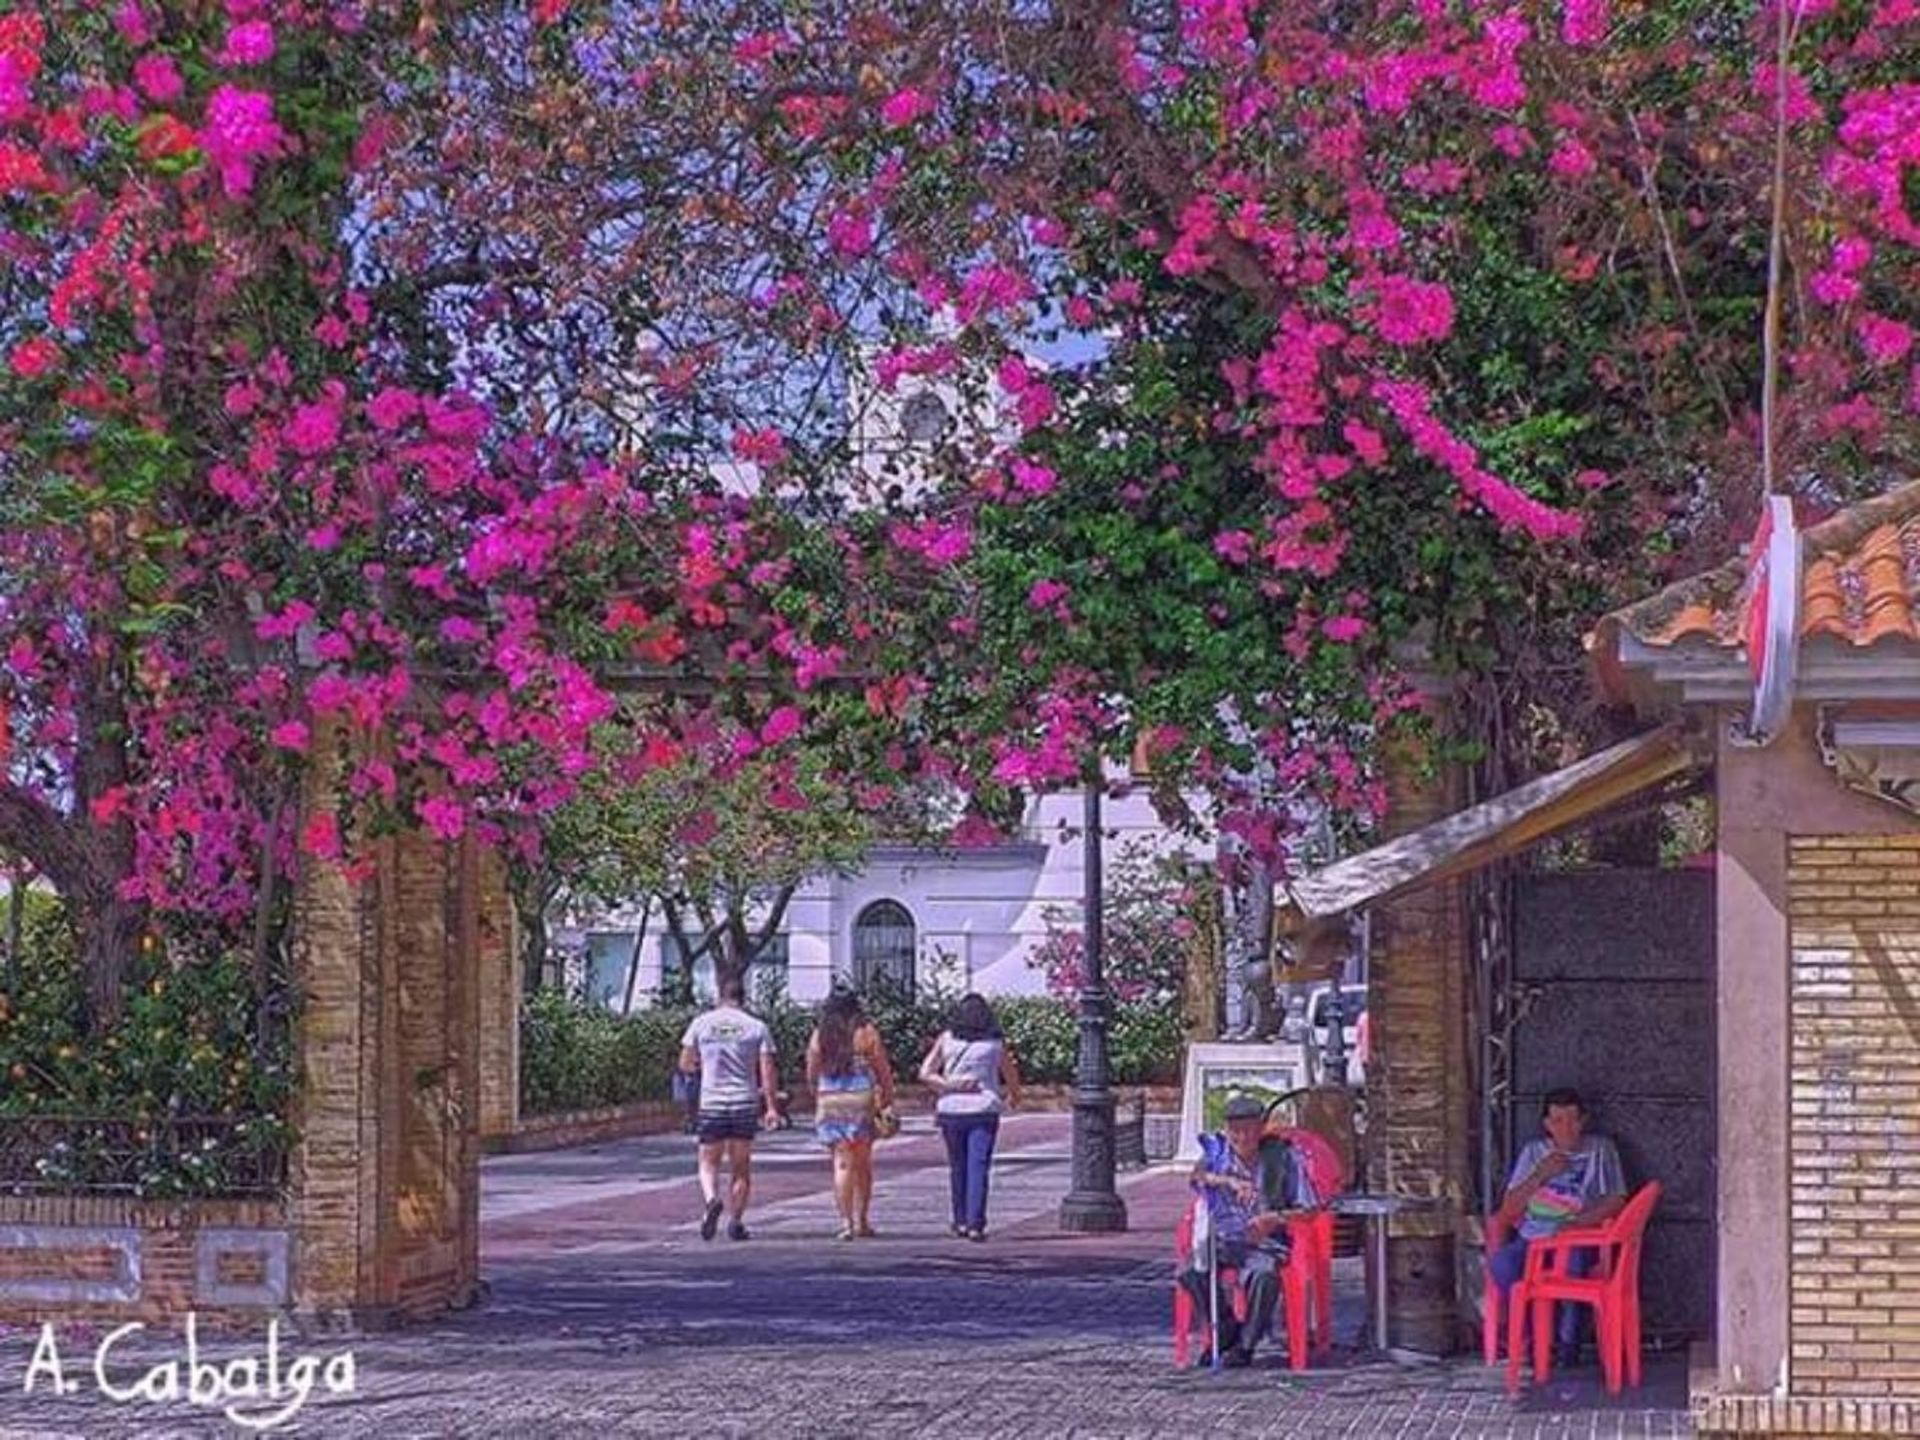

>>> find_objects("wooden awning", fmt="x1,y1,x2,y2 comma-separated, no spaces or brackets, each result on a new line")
1278,726,1705,922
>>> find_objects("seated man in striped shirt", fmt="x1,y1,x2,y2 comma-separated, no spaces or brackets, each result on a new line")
1491,1087,1627,1368
1180,1095,1320,1369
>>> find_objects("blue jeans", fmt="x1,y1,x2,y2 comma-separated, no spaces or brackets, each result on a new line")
938,1112,1000,1231
1491,1234,1595,1349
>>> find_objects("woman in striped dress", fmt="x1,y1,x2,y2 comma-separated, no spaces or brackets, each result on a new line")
806,990,896,1240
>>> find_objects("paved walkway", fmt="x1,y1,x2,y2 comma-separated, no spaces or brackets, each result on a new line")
0,1116,1694,1438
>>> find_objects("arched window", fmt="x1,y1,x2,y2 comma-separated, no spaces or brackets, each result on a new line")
852,900,917,997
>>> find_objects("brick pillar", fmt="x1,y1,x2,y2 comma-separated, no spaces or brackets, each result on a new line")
288,728,482,1325
476,848,520,1143
1366,733,1474,1354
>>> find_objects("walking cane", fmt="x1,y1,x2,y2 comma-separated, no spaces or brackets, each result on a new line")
1208,1216,1222,1373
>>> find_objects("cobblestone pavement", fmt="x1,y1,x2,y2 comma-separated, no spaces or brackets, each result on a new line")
0,1116,1694,1439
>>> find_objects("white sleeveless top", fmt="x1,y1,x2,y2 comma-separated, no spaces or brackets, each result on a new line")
934,1032,1006,1116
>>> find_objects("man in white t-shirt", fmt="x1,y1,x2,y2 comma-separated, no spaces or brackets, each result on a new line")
678,974,780,1241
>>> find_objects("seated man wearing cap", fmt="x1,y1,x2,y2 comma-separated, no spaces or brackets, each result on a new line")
1180,1094,1321,1368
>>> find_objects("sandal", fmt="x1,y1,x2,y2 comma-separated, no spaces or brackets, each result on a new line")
836,1226,856,1242
855,1224,877,1239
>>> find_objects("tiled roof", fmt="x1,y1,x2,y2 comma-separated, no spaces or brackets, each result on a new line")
1597,480,1920,651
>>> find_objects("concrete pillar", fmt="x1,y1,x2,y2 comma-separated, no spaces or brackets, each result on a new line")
1366,732,1473,1354
288,729,482,1325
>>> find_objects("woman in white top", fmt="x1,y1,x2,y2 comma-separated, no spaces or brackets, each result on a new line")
919,993,1023,1241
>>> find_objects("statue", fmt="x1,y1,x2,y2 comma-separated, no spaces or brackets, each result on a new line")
1219,828,1277,1040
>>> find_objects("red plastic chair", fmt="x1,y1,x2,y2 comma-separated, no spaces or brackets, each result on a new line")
1483,1209,1512,1365
1505,1181,1662,1395
1171,1197,1317,1370
1268,1126,1343,1356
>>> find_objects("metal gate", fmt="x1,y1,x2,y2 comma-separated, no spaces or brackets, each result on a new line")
852,899,916,995
1508,868,1715,1343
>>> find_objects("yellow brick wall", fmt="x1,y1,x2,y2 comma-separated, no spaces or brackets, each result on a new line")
1787,835,1920,1403
476,848,519,1142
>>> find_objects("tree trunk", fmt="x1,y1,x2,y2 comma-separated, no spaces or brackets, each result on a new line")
81,891,145,1031
620,897,653,1015
509,866,560,995
4,863,24,992
717,902,751,1000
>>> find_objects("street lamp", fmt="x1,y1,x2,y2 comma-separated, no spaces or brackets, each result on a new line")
1059,771,1128,1233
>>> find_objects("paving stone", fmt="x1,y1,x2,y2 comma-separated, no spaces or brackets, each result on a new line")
0,1115,1693,1438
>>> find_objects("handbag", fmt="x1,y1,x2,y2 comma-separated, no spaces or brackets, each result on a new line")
873,1104,900,1139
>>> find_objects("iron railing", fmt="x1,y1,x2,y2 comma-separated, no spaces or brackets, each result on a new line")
0,1113,288,1199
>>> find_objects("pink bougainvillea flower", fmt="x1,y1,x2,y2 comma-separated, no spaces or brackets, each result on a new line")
1548,138,1597,177
299,812,342,861
269,720,310,752
418,794,466,842
880,85,935,127
0,54,30,125
7,337,60,378
1857,313,1915,366
198,84,285,198
1811,270,1862,306
286,394,343,456
730,427,787,466
132,52,183,104
1009,458,1058,495
826,208,872,258
760,705,804,745
113,2,152,46
0,139,50,195
366,385,420,431
1213,530,1253,564
1027,578,1070,610
1831,236,1874,273
217,19,274,66
949,814,1003,848
1562,0,1609,46
1368,274,1455,346
888,517,971,566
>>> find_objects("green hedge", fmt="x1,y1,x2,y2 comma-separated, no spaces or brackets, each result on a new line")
0,894,294,1198
520,986,1184,1115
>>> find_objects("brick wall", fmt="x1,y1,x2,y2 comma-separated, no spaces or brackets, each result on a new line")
0,1195,289,1324
289,724,483,1324
476,848,519,1143
1787,835,1920,1403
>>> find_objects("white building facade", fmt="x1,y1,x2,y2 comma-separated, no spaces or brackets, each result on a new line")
557,783,1212,1010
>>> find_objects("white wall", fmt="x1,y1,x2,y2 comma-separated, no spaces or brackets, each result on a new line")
559,781,1214,1009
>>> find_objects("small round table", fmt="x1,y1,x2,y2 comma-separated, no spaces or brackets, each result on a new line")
1329,1192,1445,1354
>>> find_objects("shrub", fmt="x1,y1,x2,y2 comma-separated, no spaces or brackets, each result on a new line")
0,895,294,1197
518,982,1188,1113
993,995,1079,1083
1111,1000,1186,1085
1030,838,1197,1006
519,988,693,1114
854,976,954,1079
993,994,1184,1086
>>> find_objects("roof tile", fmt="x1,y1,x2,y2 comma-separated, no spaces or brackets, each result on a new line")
1600,481,1920,653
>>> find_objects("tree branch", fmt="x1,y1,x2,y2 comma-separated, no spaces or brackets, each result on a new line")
0,783,85,896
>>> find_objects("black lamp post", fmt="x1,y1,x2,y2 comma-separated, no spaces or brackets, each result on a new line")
1059,772,1128,1233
